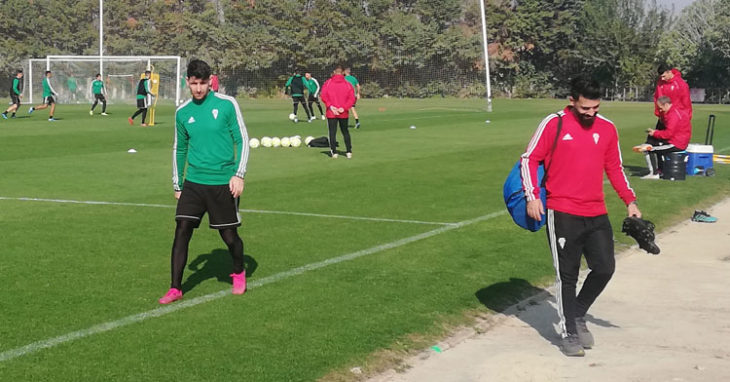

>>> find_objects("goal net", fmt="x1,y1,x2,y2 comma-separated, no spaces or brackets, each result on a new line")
27,56,183,106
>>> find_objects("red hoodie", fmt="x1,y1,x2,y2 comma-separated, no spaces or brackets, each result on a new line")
654,68,692,119
521,108,636,217
320,74,356,119
652,106,691,150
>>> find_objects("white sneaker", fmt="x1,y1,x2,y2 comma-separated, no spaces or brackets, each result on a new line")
101,112,108,116
640,173,660,180
346,152,352,159
89,110,93,115
321,115,326,120
332,153,338,159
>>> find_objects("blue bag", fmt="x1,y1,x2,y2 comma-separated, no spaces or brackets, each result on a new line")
503,114,562,232
503,161,547,232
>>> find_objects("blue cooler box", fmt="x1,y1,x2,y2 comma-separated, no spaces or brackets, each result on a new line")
686,144,714,175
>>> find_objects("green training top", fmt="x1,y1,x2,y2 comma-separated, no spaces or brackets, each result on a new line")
136,78,151,99
42,77,56,98
173,91,250,191
12,78,21,95
92,80,104,95
303,77,320,97
67,77,77,91
345,75,359,93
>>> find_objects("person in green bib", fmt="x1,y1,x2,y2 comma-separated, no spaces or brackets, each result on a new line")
67,74,78,102
28,71,58,121
2,69,24,119
128,70,154,126
89,73,108,115
344,67,361,128
159,59,250,304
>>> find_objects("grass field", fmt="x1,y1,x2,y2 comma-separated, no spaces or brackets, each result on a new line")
0,97,728,381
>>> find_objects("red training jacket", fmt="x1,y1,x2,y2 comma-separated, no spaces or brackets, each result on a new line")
521,107,636,217
654,68,692,119
652,106,691,150
320,74,356,119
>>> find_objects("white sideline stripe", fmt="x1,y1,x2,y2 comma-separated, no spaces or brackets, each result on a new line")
0,209,506,363
0,197,453,226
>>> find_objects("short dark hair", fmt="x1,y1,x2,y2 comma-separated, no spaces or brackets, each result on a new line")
95,73,101,77
17,69,23,74
45,70,51,75
187,59,211,79
657,63,671,75
569,76,601,100
657,96,672,105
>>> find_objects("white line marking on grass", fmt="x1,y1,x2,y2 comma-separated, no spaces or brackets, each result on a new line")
0,196,453,226
0,209,506,363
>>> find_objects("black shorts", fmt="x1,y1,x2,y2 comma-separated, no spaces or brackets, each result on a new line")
292,96,305,103
44,96,55,105
94,94,106,102
10,94,20,106
176,181,241,229
136,97,147,108
307,94,319,102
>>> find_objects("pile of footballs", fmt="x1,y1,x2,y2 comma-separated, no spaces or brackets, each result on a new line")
249,135,314,148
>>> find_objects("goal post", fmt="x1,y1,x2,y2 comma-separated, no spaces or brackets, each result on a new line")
27,55,182,106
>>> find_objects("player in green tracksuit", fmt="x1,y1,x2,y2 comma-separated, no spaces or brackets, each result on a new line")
304,72,325,120
284,69,312,123
159,59,250,304
2,69,24,119
89,74,108,115
28,71,59,121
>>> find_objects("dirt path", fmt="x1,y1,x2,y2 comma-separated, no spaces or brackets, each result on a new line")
370,199,730,382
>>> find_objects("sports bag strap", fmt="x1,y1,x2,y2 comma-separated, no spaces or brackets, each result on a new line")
541,113,563,188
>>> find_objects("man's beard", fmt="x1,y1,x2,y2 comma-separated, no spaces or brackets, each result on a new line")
578,114,596,127
572,108,596,127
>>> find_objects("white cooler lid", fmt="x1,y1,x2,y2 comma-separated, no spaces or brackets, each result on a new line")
686,143,714,153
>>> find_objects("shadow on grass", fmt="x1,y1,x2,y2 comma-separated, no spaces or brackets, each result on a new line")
182,249,258,294
624,164,650,177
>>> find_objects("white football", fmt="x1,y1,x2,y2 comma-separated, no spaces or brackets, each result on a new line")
304,136,314,145
249,138,260,148
261,136,272,147
281,137,291,147
290,137,302,147
271,137,281,147
288,113,297,121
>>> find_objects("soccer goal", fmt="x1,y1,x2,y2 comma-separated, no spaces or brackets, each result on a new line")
27,55,183,106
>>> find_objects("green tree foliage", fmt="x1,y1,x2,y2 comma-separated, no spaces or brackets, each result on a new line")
1,0,728,97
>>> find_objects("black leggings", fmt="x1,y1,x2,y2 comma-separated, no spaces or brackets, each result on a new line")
170,220,244,289
131,108,147,123
328,117,351,154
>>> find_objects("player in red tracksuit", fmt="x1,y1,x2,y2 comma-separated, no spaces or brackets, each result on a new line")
320,65,356,159
521,76,641,357
653,65,692,124
643,96,692,178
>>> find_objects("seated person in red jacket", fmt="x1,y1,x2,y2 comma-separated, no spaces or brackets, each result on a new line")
642,96,692,179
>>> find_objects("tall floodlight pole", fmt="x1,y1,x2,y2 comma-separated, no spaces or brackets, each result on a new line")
479,0,493,112
100,0,104,76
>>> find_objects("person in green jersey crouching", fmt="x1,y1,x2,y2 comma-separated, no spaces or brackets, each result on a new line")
89,74,108,115
159,59,250,304
28,71,58,121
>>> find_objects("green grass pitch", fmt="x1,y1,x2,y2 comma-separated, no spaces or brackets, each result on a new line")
0,97,728,381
